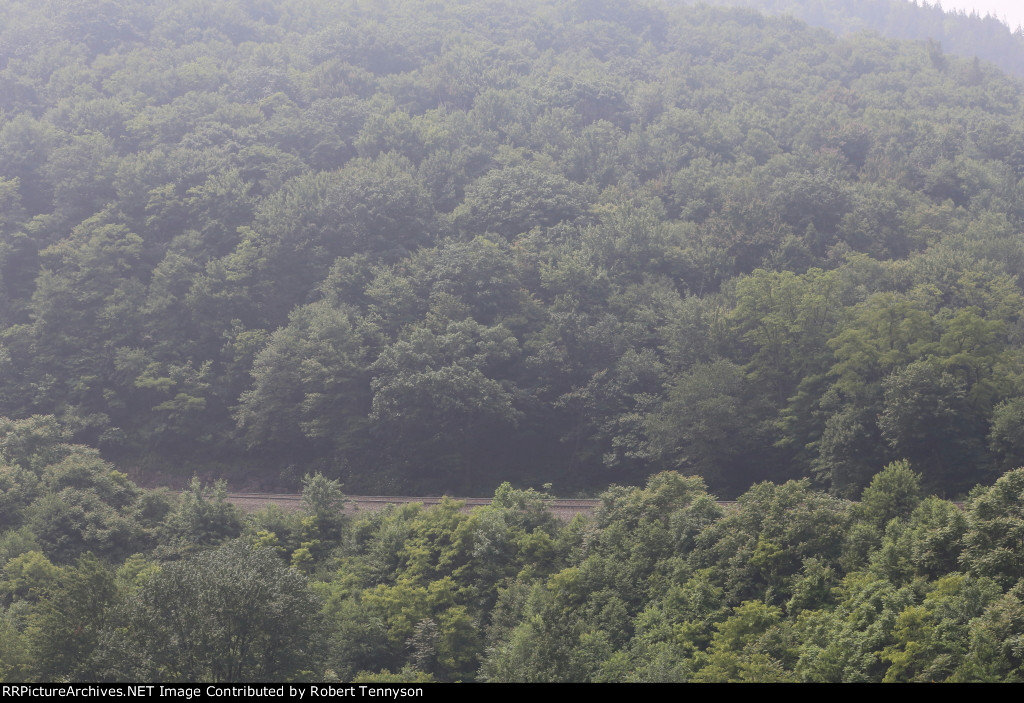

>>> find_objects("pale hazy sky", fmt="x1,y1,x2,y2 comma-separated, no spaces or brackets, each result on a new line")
924,1,1024,31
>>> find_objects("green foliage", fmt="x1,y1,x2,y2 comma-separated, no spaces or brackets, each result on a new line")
988,397,1024,470
2,0,1024,678
453,161,591,239
158,477,242,554
98,542,323,682
0,550,59,605
856,460,922,529
25,448,155,563
877,362,985,493
350,667,436,683
235,301,372,451
691,480,851,609
0,0,1019,500
879,573,1000,682
691,600,796,682
0,416,72,474
29,553,117,681
869,496,967,583
299,472,348,555
960,468,1024,588
950,584,1024,682
643,360,771,493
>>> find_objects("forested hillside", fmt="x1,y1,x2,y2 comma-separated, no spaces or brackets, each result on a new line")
2,0,1024,499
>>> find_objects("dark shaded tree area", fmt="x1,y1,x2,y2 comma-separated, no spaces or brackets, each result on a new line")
2,0,1024,501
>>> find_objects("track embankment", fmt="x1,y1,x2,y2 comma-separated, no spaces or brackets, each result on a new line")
224,493,601,520
223,494,745,520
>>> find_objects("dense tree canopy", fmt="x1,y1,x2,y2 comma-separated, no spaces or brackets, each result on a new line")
1,0,1024,503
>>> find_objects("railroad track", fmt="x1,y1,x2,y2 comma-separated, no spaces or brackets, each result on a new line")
222,493,740,520
223,493,601,519
220,494,956,519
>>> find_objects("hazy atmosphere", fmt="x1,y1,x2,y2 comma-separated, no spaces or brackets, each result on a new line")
936,1,1024,30
4,0,1024,685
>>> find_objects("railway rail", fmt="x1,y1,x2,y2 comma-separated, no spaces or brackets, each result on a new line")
224,493,603,520
222,493,739,520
